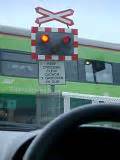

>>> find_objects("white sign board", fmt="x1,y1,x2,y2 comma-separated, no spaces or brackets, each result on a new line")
39,61,65,85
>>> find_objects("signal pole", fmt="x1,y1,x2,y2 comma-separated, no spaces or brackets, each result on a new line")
31,6,79,126
51,85,55,93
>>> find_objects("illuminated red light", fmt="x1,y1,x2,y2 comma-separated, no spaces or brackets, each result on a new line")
63,36,71,44
40,34,49,43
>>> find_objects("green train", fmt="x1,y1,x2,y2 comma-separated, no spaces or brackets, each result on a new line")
0,25,120,123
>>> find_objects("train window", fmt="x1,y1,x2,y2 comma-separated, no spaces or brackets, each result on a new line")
96,63,113,83
85,60,113,84
70,98,92,109
85,62,94,82
65,61,78,82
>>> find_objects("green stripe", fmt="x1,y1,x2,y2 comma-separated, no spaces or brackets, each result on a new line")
0,76,120,97
0,76,50,95
79,47,120,63
0,34,120,63
0,34,30,52
56,82,120,97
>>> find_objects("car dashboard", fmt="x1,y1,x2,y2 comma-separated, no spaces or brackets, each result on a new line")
0,130,42,160
1,125,120,160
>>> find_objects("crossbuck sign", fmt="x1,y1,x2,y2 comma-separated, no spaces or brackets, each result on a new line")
35,7,74,26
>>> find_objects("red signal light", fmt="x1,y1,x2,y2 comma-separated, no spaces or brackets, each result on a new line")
63,36,71,44
40,34,49,43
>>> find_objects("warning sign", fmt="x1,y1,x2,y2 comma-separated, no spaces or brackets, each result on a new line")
39,61,65,85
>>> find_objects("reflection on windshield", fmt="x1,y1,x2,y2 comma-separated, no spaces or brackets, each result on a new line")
0,93,64,127
0,109,7,121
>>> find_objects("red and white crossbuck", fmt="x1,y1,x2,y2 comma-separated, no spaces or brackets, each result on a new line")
35,7,74,26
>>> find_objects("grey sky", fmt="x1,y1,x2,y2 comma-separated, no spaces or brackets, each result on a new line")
0,0,120,43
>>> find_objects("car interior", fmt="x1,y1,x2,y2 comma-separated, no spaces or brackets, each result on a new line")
0,1,120,160
8,104,120,160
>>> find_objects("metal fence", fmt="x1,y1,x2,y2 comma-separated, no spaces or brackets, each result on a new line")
63,92,120,112
36,92,64,126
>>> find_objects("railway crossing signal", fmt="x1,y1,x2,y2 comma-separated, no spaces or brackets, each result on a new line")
31,27,78,61
32,6,78,87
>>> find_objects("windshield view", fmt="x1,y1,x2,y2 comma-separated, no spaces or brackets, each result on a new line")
0,0,120,131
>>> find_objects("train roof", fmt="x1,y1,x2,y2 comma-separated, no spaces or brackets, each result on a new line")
0,25,120,51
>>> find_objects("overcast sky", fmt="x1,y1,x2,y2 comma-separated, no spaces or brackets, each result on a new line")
0,0,120,43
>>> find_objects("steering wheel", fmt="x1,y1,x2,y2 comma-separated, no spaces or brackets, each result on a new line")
23,104,120,160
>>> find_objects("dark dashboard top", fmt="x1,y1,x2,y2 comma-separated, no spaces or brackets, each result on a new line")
0,129,42,160
1,125,120,160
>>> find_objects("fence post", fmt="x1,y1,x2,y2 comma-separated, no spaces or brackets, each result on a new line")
64,96,70,113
